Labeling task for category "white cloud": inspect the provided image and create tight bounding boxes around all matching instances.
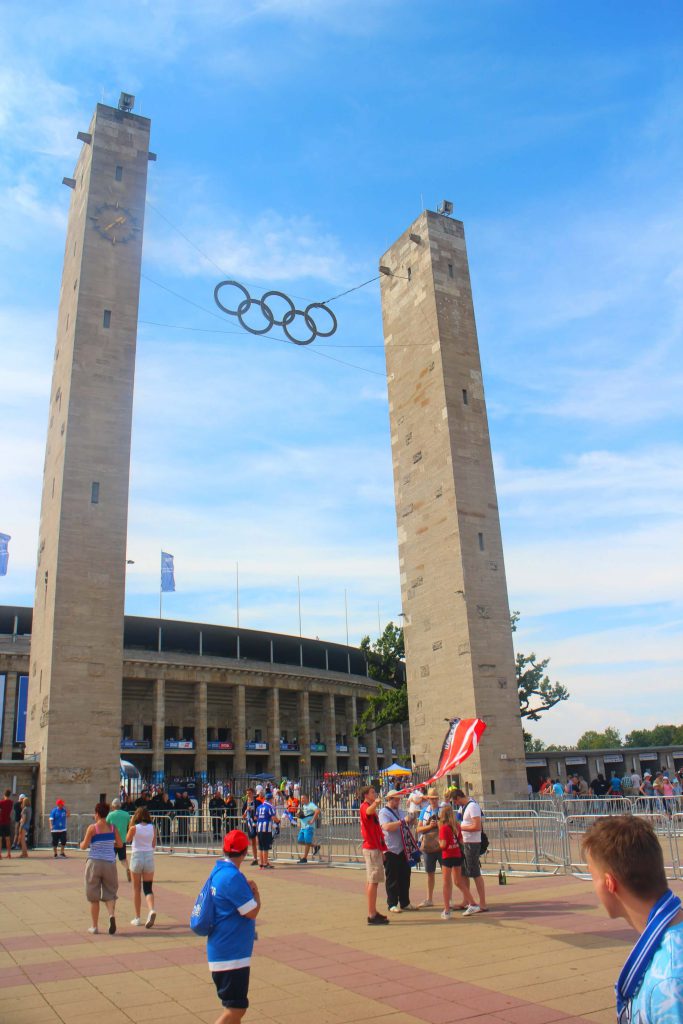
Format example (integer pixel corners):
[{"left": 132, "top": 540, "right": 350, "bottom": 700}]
[
  {"left": 143, "top": 206, "right": 358, "bottom": 287},
  {"left": 497, "top": 445, "right": 683, "bottom": 523},
  {"left": 507, "top": 521, "right": 683, "bottom": 616}
]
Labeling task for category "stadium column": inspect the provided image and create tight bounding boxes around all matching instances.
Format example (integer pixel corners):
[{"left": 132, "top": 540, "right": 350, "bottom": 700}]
[
  {"left": 152, "top": 679, "right": 165, "bottom": 778},
  {"left": 267, "top": 686, "right": 280, "bottom": 777},
  {"left": 367, "top": 730, "right": 378, "bottom": 775},
  {"left": 297, "top": 690, "right": 311, "bottom": 774},
  {"left": 195, "top": 680, "right": 208, "bottom": 777},
  {"left": 25, "top": 100, "right": 152, "bottom": 814},
  {"left": 347, "top": 694, "right": 359, "bottom": 770},
  {"left": 233, "top": 683, "right": 246, "bottom": 775},
  {"left": 381, "top": 725, "right": 392, "bottom": 765},
  {"left": 1, "top": 672, "right": 18, "bottom": 759},
  {"left": 379, "top": 210, "right": 528, "bottom": 800},
  {"left": 324, "top": 692, "right": 336, "bottom": 774}
]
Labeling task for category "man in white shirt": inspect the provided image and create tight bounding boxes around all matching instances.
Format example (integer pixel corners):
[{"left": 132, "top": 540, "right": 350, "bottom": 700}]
[{"left": 452, "top": 789, "right": 487, "bottom": 915}]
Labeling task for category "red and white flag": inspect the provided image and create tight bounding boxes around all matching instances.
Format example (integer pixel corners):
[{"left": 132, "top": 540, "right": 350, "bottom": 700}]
[
  {"left": 396, "top": 717, "right": 487, "bottom": 795},
  {"left": 428, "top": 717, "right": 487, "bottom": 783}
]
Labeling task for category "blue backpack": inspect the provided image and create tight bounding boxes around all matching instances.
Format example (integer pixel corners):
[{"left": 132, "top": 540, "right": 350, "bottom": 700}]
[{"left": 190, "top": 863, "right": 225, "bottom": 936}]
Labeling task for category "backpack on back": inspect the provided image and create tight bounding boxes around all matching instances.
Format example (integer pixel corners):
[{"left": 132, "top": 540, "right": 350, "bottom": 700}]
[{"left": 190, "top": 863, "right": 227, "bottom": 936}]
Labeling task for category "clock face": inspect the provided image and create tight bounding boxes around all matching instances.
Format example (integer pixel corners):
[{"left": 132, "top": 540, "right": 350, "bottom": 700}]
[{"left": 91, "top": 202, "right": 138, "bottom": 245}]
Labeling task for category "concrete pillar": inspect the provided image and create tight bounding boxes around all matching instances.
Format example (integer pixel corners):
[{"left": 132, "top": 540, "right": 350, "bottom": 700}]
[
  {"left": 367, "top": 729, "right": 378, "bottom": 776},
  {"left": 324, "top": 692, "right": 336, "bottom": 773},
  {"left": 298, "top": 690, "right": 311, "bottom": 775},
  {"left": 267, "top": 686, "right": 280, "bottom": 777},
  {"left": 195, "top": 680, "right": 208, "bottom": 777},
  {"left": 233, "top": 684, "right": 246, "bottom": 775},
  {"left": 347, "top": 694, "right": 359, "bottom": 771},
  {"left": 1, "top": 671, "right": 18, "bottom": 760},
  {"left": 152, "top": 678, "right": 165, "bottom": 777}
]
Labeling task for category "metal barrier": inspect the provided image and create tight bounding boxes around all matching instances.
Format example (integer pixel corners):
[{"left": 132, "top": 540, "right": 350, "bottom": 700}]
[{"left": 32, "top": 801, "right": 683, "bottom": 879}]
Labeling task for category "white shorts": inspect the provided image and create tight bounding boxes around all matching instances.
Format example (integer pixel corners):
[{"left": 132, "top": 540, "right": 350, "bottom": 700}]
[{"left": 130, "top": 850, "right": 155, "bottom": 874}]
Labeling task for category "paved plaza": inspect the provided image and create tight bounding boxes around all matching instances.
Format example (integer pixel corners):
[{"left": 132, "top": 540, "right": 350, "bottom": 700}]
[{"left": 3, "top": 850, "right": 679, "bottom": 1024}]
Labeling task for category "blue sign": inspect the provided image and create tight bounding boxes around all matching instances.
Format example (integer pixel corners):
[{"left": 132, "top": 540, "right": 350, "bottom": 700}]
[
  {"left": 0, "top": 533, "right": 10, "bottom": 576},
  {"left": 15, "top": 674, "right": 28, "bottom": 743},
  {"left": 161, "top": 551, "right": 175, "bottom": 593}
]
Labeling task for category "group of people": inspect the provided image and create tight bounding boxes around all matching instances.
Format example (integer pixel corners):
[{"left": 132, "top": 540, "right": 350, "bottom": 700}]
[
  {"left": 240, "top": 785, "right": 321, "bottom": 868},
  {"left": 537, "top": 767, "right": 683, "bottom": 801},
  {"left": 359, "top": 785, "right": 487, "bottom": 925},
  {"left": 0, "top": 789, "right": 32, "bottom": 857},
  {"left": 79, "top": 799, "right": 158, "bottom": 934}
]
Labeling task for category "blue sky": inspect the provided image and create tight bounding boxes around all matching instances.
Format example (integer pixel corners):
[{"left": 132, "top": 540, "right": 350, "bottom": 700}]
[{"left": 1, "top": 1, "right": 682, "bottom": 745}]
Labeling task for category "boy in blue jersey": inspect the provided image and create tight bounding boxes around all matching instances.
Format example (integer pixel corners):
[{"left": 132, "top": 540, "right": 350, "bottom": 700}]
[
  {"left": 583, "top": 816, "right": 683, "bottom": 1023},
  {"left": 49, "top": 799, "right": 69, "bottom": 857},
  {"left": 255, "top": 792, "right": 279, "bottom": 870},
  {"left": 208, "top": 829, "right": 261, "bottom": 1024}
]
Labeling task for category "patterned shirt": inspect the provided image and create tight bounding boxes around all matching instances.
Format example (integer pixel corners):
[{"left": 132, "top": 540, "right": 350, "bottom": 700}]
[{"left": 630, "top": 921, "right": 683, "bottom": 1024}]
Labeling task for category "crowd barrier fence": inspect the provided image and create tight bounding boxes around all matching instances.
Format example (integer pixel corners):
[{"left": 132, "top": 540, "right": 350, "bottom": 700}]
[{"left": 33, "top": 798, "right": 683, "bottom": 879}]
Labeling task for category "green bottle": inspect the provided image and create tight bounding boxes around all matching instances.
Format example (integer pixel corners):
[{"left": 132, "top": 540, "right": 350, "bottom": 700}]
[{"left": 498, "top": 867, "right": 507, "bottom": 885}]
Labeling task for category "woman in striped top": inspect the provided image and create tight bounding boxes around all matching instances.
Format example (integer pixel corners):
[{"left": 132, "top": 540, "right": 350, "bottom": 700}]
[{"left": 80, "top": 802, "right": 123, "bottom": 935}]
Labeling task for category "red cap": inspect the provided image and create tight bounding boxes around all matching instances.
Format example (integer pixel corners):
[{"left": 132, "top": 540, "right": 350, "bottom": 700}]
[
  {"left": 56, "top": 799, "right": 65, "bottom": 806},
  {"left": 223, "top": 829, "right": 249, "bottom": 855}
]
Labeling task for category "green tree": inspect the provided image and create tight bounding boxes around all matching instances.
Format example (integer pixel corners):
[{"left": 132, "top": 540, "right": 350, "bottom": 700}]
[
  {"left": 576, "top": 726, "right": 622, "bottom": 750},
  {"left": 510, "top": 612, "right": 570, "bottom": 722},
  {"left": 359, "top": 622, "right": 405, "bottom": 683},
  {"left": 356, "top": 622, "right": 407, "bottom": 735},
  {"left": 355, "top": 614, "right": 570, "bottom": 738},
  {"left": 624, "top": 724, "right": 683, "bottom": 747}
]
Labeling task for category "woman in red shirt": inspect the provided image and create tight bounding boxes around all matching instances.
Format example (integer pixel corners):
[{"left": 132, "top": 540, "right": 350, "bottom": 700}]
[{"left": 438, "top": 804, "right": 466, "bottom": 919}]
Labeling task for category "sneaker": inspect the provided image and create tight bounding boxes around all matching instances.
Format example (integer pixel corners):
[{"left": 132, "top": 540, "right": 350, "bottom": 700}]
[
  {"left": 87, "top": 926, "right": 98, "bottom": 935},
  {"left": 297, "top": 858, "right": 308, "bottom": 864},
  {"left": 145, "top": 910, "right": 156, "bottom": 929},
  {"left": 367, "top": 914, "right": 390, "bottom": 925},
  {"left": 388, "top": 905, "right": 402, "bottom": 913},
  {"left": 60, "top": 852, "right": 67, "bottom": 858},
  {"left": 403, "top": 904, "right": 418, "bottom": 911},
  {"left": 440, "top": 909, "right": 451, "bottom": 920},
  {"left": 313, "top": 845, "right": 321, "bottom": 855},
  {"left": 130, "top": 917, "right": 142, "bottom": 927},
  {"left": 53, "top": 852, "right": 58, "bottom": 858},
  {"left": 418, "top": 898, "right": 433, "bottom": 908},
  {"left": 264, "top": 864, "right": 275, "bottom": 869},
  {"left": 463, "top": 904, "right": 481, "bottom": 916},
  {"left": 251, "top": 859, "right": 258, "bottom": 865},
  {"left": 108, "top": 916, "right": 116, "bottom": 935}
]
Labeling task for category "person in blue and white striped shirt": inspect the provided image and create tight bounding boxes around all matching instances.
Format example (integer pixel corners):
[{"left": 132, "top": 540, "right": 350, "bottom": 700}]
[{"left": 255, "top": 792, "right": 279, "bottom": 870}]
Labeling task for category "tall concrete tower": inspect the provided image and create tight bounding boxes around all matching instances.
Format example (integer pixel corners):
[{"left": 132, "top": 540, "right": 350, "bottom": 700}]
[
  {"left": 379, "top": 210, "right": 527, "bottom": 801},
  {"left": 26, "top": 97, "right": 152, "bottom": 814}
]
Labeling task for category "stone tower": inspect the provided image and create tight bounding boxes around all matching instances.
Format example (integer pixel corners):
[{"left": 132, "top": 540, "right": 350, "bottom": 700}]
[
  {"left": 379, "top": 210, "right": 527, "bottom": 801},
  {"left": 26, "top": 98, "right": 152, "bottom": 814}
]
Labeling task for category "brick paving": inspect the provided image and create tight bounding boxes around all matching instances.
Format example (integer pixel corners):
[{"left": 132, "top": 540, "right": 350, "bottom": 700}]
[{"left": 2, "top": 850, "right": 679, "bottom": 1023}]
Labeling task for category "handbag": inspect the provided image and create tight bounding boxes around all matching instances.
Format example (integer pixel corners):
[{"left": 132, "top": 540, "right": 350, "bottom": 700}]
[{"left": 420, "top": 814, "right": 441, "bottom": 854}]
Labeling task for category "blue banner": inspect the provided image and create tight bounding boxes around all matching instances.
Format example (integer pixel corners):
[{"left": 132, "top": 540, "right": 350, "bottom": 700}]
[
  {"left": 161, "top": 551, "right": 175, "bottom": 593},
  {"left": 0, "top": 533, "right": 10, "bottom": 576},
  {"left": 15, "top": 674, "right": 28, "bottom": 743}
]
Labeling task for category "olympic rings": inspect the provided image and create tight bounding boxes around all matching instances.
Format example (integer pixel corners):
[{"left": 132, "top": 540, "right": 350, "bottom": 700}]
[{"left": 213, "top": 279, "right": 338, "bottom": 345}]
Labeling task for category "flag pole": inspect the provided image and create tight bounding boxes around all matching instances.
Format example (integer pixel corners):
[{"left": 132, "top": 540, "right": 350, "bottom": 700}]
[
  {"left": 158, "top": 550, "right": 162, "bottom": 653},
  {"left": 344, "top": 588, "right": 349, "bottom": 647},
  {"left": 236, "top": 561, "right": 240, "bottom": 628},
  {"left": 297, "top": 575, "right": 302, "bottom": 637}
]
